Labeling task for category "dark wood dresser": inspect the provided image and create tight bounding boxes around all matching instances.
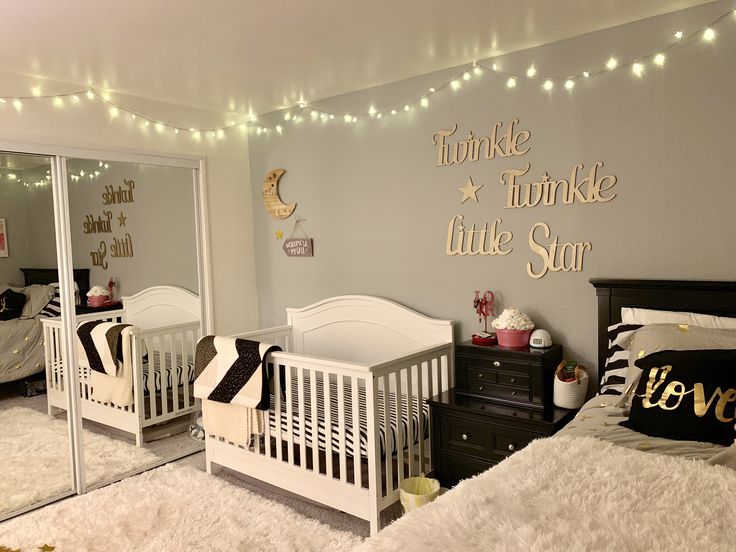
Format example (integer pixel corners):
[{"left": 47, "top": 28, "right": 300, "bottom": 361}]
[{"left": 428, "top": 341, "right": 577, "bottom": 487}]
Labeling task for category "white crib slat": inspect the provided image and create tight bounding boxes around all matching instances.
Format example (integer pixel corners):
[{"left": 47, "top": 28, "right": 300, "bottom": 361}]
[
  {"left": 381, "top": 374, "right": 393, "bottom": 495},
  {"left": 416, "top": 361, "right": 425, "bottom": 475},
  {"left": 274, "top": 361, "right": 282, "bottom": 462},
  {"left": 170, "top": 332, "right": 179, "bottom": 413},
  {"left": 297, "top": 367, "right": 307, "bottom": 470},
  {"left": 426, "top": 358, "right": 436, "bottom": 473},
  {"left": 406, "top": 365, "right": 415, "bottom": 477},
  {"left": 286, "top": 366, "right": 294, "bottom": 467},
  {"left": 310, "top": 371, "right": 319, "bottom": 473},
  {"left": 148, "top": 338, "right": 157, "bottom": 419},
  {"left": 182, "top": 331, "right": 190, "bottom": 409},
  {"left": 323, "top": 373, "right": 333, "bottom": 479},
  {"left": 351, "top": 376, "right": 362, "bottom": 488},
  {"left": 393, "top": 370, "right": 404, "bottom": 488},
  {"left": 337, "top": 375, "right": 347, "bottom": 483},
  {"left": 161, "top": 336, "right": 170, "bottom": 416}
]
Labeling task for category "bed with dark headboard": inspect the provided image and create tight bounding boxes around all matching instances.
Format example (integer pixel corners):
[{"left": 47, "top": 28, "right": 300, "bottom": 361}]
[
  {"left": 20, "top": 267, "right": 90, "bottom": 300},
  {"left": 590, "top": 278, "right": 736, "bottom": 391}
]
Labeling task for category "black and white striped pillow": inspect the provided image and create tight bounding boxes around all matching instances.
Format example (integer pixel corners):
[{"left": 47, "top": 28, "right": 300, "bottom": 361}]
[
  {"left": 37, "top": 283, "right": 62, "bottom": 318},
  {"left": 599, "top": 322, "right": 642, "bottom": 395}
]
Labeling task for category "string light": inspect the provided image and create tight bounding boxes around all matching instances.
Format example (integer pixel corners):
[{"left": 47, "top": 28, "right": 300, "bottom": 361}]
[{"left": 0, "top": 7, "right": 730, "bottom": 139}]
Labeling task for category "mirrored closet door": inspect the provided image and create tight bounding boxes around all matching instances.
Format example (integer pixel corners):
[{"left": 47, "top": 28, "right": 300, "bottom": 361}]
[
  {"left": 0, "top": 152, "right": 76, "bottom": 521},
  {"left": 63, "top": 156, "right": 205, "bottom": 491}
]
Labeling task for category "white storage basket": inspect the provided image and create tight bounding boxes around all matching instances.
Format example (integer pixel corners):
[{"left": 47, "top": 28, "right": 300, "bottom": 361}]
[{"left": 553, "top": 365, "right": 589, "bottom": 409}]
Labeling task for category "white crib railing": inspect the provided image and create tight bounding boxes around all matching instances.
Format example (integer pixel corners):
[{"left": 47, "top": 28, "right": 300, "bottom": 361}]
[
  {"left": 42, "top": 312, "right": 201, "bottom": 446},
  {"left": 206, "top": 324, "right": 453, "bottom": 535}
]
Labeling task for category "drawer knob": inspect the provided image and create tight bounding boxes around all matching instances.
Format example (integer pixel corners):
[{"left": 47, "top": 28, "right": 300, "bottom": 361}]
[
  {"left": 510, "top": 378, "right": 516, "bottom": 383},
  {"left": 508, "top": 444, "right": 516, "bottom": 452},
  {"left": 511, "top": 391, "right": 517, "bottom": 396},
  {"left": 477, "top": 372, "right": 484, "bottom": 378},
  {"left": 493, "top": 361, "right": 501, "bottom": 367},
  {"left": 478, "top": 385, "right": 485, "bottom": 391},
  {"left": 462, "top": 433, "right": 470, "bottom": 441}
]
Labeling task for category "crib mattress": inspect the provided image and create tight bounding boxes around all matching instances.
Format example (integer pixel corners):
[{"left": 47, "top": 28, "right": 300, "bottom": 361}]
[
  {"left": 77, "top": 352, "right": 195, "bottom": 394},
  {"left": 267, "top": 377, "right": 428, "bottom": 459}
]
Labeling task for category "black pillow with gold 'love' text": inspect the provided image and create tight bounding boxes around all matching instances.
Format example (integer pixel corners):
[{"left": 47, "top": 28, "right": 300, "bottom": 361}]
[{"left": 620, "top": 349, "right": 736, "bottom": 446}]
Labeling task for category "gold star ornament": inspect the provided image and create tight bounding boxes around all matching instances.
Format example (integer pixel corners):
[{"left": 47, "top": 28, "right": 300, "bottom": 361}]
[
  {"left": 275, "top": 230, "right": 284, "bottom": 240},
  {"left": 117, "top": 212, "right": 127, "bottom": 227},
  {"left": 457, "top": 176, "right": 483, "bottom": 204},
  {"left": 38, "top": 546, "right": 56, "bottom": 552}
]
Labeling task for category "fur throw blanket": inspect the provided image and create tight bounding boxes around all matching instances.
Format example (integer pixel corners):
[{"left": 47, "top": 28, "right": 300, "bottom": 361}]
[{"left": 357, "top": 436, "right": 736, "bottom": 552}]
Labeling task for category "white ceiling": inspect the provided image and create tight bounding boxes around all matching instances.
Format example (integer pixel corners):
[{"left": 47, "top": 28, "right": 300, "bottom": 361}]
[{"left": 2, "top": 0, "right": 716, "bottom": 116}]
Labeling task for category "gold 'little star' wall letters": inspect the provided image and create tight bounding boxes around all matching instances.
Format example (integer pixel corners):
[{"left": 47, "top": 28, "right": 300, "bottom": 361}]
[
  {"left": 86, "top": 178, "right": 135, "bottom": 270},
  {"left": 437, "top": 119, "right": 615, "bottom": 278}
]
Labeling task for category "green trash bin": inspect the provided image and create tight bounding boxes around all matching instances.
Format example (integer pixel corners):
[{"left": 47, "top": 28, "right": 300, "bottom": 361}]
[{"left": 399, "top": 475, "right": 440, "bottom": 513}]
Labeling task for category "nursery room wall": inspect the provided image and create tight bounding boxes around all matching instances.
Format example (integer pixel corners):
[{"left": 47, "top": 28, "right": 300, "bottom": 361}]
[
  {"left": 0, "top": 71, "right": 257, "bottom": 334},
  {"left": 248, "top": 0, "right": 736, "bottom": 379}
]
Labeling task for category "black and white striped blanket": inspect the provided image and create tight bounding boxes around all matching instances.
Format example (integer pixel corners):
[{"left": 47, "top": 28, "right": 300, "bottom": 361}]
[{"left": 76, "top": 320, "right": 132, "bottom": 377}]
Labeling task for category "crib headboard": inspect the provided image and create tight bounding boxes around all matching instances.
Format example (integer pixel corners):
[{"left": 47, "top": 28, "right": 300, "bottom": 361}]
[
  {"left": 286, "top": 295, "right": 453, "bottom": 365},
  {"left": 122, "top": 285, "right": 200, "bottom": 330}
]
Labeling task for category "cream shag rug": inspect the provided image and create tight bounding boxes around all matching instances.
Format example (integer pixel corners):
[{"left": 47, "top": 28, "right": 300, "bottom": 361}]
[
  {"left": 0, "top": 407, "right": 159, "bottom": 517},
  {"left": 356, "top": 435, "right": 736, "bottom": 552},
  {"left": 0, "top": 463, "right": 363, "bottom": 552}
]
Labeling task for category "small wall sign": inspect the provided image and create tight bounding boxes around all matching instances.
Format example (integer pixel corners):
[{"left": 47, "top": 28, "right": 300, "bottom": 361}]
[{"left": 283, "top": 238, "right": 313, "bottom": 257}]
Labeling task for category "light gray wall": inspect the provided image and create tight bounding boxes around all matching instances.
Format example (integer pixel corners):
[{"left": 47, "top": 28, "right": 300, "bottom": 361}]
[
  {"left": 248, "top": 1, "right": 736, "bottom": 379},
  {"left": 67, "top": 160, "right": 198, "bottom": 296}
]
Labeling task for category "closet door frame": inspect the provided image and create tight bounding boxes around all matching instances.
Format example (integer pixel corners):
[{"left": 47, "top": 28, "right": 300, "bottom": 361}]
[{"left": 0, "top": 136, "right": 213, "bottom": 498}]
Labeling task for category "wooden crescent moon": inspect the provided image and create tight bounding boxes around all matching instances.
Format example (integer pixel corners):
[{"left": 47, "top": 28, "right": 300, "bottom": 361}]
[{"left": 263, "top": 168, "right": 296, "bottom": 219}]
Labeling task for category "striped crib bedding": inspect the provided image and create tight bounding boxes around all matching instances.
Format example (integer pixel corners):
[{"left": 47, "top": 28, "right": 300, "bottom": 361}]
[
  {"left": 267, "top": 375, "right": 428, "bottom": 459},
  {"left": 78, "top": 352, "right": 195, "bottom": 394}
]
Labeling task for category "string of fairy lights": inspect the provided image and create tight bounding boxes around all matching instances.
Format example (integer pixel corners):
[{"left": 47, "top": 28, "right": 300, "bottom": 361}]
[
  {"left": 0, "top": 7, "right": 733, "bottom": 141},
  {"left": 0, "top": 161, "right": 109, "bottom": 188}
]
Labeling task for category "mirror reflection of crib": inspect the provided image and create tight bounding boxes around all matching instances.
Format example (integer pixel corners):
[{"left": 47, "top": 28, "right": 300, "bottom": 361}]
[{"left": 42, "top": 285, "right": 201, "bottom": 447}]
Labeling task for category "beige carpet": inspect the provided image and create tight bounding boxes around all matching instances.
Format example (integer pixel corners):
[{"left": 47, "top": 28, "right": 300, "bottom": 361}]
[
  {"left": 0, "top": 407, "right": 159, "bottom": 518},
  {"left": 0, "top": 462, "right": 364, "bottom": 552}
]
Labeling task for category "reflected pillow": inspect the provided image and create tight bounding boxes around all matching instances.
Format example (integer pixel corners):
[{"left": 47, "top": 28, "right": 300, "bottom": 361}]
[
  {"left": 0, "top": 289, "right": 26, "bottom": 320},
  {"left": 13, "top": 284, "right": 55, "bottom": 319},
  {"left": 620, "top": 349, "right": 736, "bottom": 446},
  {"left": 621, "top": 307, "right": 736, "bottom": 329}
]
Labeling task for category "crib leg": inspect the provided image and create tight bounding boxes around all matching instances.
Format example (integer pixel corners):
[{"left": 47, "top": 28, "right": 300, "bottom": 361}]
[
  {"left": 369, "top": 502, "right": 381, "bottom": 536},
  {"left": 206, "top": 457, "right": 213, "bottom": 475},
  {"left": 135, "top": 431, "right": 143, "bottom": 447}
]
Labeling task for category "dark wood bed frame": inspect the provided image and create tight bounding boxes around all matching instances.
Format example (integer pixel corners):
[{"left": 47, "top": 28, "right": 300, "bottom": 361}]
[
  {"left": 590, "top": 278, "right": 736, "bottom": 392},
  {"left": 20, "top": 267, "right": 91, "bottom": 300}
]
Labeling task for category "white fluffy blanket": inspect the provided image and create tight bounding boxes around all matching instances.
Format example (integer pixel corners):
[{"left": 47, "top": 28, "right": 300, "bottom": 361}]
[{"left": 357, "top": 436, "right": 736, "bottom": 552}]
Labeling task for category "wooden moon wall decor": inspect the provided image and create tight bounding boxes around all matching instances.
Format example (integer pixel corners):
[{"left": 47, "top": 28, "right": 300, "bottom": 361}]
[{"left": 263, "top": 168, "right": 296, "bottom": 219}]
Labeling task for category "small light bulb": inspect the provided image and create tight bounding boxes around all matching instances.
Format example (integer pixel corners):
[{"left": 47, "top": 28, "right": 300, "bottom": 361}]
[
  {"left": 256, "top": 127, "right": 263, "bottom": 136},
  {"left": 70, "top": 95, "right": 80, "bottom": 104},
  {"left": 217, "top": 129, "right": 225, "bottom": 139},
  {"left": 368, "top": 105, "right": 377, "bottom": 116},
  {"left": 450, "top": 79, "right": 461, "bottom": 90},
  {"left": 376, "top": 113, "right": 382, "bottom": 119},
  {"left": 492, "top": 64, "right": 498, "bottom": 71},
  {"left": 473, "top": 65, "right": 482, "bottom": 75},
  {"left": 344, "top": 114, "right": 352, "bottom": 122},
  {"left": 8, "top": 173, "right": 16, "bottom": 180},
  {"left": 352, "top": 116, "right": 357, "bottom": 122},
  {"left": 703, "top": 28, "right": 715, "bottom": 42},
  {"left": 31, "top": 86, "right": 42, "bottom": 97},
  {"left": 564, "top": 79, "right": 575, "bottom": 90},
  {"left": 320, "top": 113, "right": 328, "bottom": 121},
  {"left": 109, "top": 107, "right": 119, "bottom": 118},
  {"left": 329, "top": 114, "right": 335, "bottom": 119},
  {"left": 104, "top": 163, "right": 109, "bottom": 169},
  {"left": 99, "top": 161, "right": 103, "bottom": 167},
  {"left": 13, "top": 99, "right": 22, "bottom": 111},
  {"left": 276, "top": 125, "right": 283, "bottom": 134},
  {"left": 429, "top": 87, "right": 436, "bottom": 93},
  {"left": 462, "top": 71, "right": 470, "bottom": 80},
  {"left": 86, "top": 90, "right": 95, "bottom": 100},
  {"left": 606, "top": 57, "right": 618, "bottom": 70},
  {"left": 390, "top": 109, "right": 397, "bottom": 115},
  {"left": 632, "top": 63, "right": 644, "bottom": 77},
  {"left": 653, "top": 53, "right": 666, "bottom": 66},
  {"left": 543, "top": 79, "right": 554, "bottom": 91},
  {"left": 155, "top": 122, "right": 164, "bottom": 132},
  {"left": 526, "top": 65, "right": 537, "bottom": 78},
  {"left": 506, "top": 77, "right": 517, "bottom": 89},
  {"left": 403, "top": 105, "right": 410, "bottom": 111},
  {"left": 95, "top": 171, "right": 101, "bottom": 176},
  {"left": 130, "top": 114, "right": 136, "bottom": 120},
  {"left": 583, "top": 71, "right": 590, "bottom": 78},
  {"left": 674, "top": 31, "right": 684, "bottom": 40},
  {"left": 194, "top": 131, "right": 201, "bottom": 140},
  {"left": 101, "top": 92, "right": 112, "bottom": 101},
  {"left": 420, "top": 97, "right": 429, "bottom": 107},
  {"left": 310, "top": 110, "right": 319, "bottom": 119},
  {"left": 53, "top": 97, "right": 64, "bottom": 107},
  {"left": 284, "top": 112, "right": 291, "bottom": 121},
  {"left": 79, "top": 170, "right": 85, "bottom": 177},
  {"left": 144, "top": 120, "right": 150, "bottom": 127}
]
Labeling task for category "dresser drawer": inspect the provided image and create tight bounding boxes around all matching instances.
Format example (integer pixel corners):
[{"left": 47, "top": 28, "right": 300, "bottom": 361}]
[
  {"left": 438, "top": 412, "right": 540, "bottom": 462},
  {"left": 437, "top": 451, "right": 494, "bottom": 486},
  {"left": 464, "top": 381, "right": 532, "bottom": 405},
  {"left": 497, "top": 372, "right": 529, "bottom": 388}
]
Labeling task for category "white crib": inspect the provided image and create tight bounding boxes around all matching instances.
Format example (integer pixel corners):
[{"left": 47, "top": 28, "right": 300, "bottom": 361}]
[
  {"left": 42, "top": 285, "right": 202, "bottom": 446},
  {"left": 204, "top": 295, "right": 454, "bottom": 536}
]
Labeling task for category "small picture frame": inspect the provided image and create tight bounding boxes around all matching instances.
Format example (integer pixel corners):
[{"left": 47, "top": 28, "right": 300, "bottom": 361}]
[{"left": 0, "top": 218, "right": 7, "bottom": 257}]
